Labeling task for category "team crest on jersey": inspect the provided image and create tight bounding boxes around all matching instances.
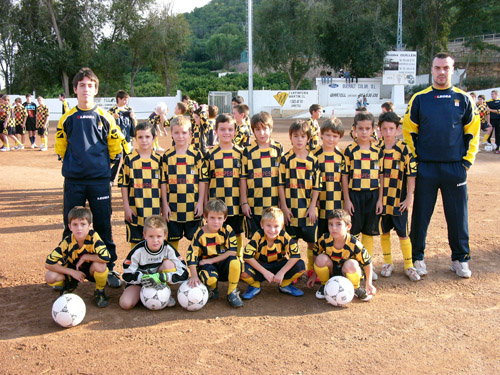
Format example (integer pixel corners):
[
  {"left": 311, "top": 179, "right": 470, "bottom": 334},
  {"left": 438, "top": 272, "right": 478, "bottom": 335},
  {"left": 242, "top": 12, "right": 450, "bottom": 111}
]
[
  {"left": 98, "top": 121, "right": 103, "bottom": 130},
  {"left": 454, "top": 99, "right": 460, "bottom": 107}
]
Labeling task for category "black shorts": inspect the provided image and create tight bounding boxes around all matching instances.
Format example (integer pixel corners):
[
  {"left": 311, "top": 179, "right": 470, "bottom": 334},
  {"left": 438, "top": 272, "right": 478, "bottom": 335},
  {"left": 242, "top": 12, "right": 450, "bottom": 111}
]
[
  {"left": 245, "top": 215, "right": 262, "bottom": 239},
  {"left": 167, "top": 219, "right": 202, "bottom": 242},
  {"left": 26, "top": 121, "right": 36, "bottom": 132},
  {"left": 68, "top": 261, "right": 95, "bottom": 283},
  {"left": 37, "top": 126, "right": 48, "bottom": 136},
  {"left": 198, "top": 256, "right": 241, "bottom": 282},
  {"left": 379, "top": 212, "right": 409, "bottom": 238},
  {"left": 481, "top": 122, "right": 492, "bottom": 131},
  {"left": 226, "top": 215, "right": 244, "bottom": 235},
  {"left": 349, "top": 190, "right": 379, "bottom": 236},
  {"left": 5, "top": 126, "right": 16, "bottom": 135},
  {"left": 15, "top": 125, "right": 25, "bottom": 135},
  {"left": 243, "top": 258, "right": 305, "bottom": 282},
  {"left": 286, "top": 224, "right": 317, "bottom": 244},
  {"left": 317, "top": 218, "right": 330, "bottom": 239},
  {"left": 126, "top": 218, "right": 144, "bottom": 244}
]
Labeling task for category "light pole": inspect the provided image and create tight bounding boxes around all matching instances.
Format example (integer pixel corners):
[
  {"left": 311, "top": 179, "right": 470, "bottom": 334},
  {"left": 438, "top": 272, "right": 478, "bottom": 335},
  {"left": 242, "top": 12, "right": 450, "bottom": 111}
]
[{"left": 248, "top": 0, "right": 253, "bottom": 116}]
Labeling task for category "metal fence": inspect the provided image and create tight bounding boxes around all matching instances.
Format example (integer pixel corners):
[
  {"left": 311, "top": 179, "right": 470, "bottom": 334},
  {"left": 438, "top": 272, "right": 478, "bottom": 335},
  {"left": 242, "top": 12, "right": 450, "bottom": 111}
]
[{"left": 208, "top": 91, "right": 234, "bottom": 114}]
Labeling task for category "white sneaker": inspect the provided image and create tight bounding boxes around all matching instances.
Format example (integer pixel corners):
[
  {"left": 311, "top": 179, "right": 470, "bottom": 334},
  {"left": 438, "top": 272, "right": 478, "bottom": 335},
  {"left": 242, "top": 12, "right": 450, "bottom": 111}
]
[
  {"left": 380, "top": 263, "right": 394, "bottom": 277},
  {"left": 315, "top": 284, "right": 326, "bottom": 300},
  {"left": 405, "top": 267, "right": 421, "bottom": 281},
  {"left": 414, "top": 260, "right": 428, "bottom": 276},
  {"left": 40, "top": 146, "right": 47, "bottom": 151},
  {"left": 18, "top": 144, "right": 25, "bottom": 150},
  {"left": 450, "top": 260, "right": 472, "bottom": 278},
  {"left": 167, "top": 297, "right": 176, "bottom": 307},
  {"left": 31, "top": 143, "right": 37, "bottom": 149},
  {"left": 0, "top": 147, "right": 10, "bottom": 152}
]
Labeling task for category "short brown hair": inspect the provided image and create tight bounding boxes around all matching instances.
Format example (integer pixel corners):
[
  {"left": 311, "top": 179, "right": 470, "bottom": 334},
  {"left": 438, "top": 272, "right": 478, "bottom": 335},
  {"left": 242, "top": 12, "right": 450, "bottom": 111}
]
[
  {"left": 378, "top": 111, "right": 401, "bottom": 128},
  {"left": 208, "top": 105, "right": 219, "bottom": 118},
  {"left": 72, "top": 67, "right": 99, "bottom": 90},
  {"left": 135, "top": 122, "right": 156, "bottom": 137},
  {"left": 433, "top": 52, "right": 454, "bottom": 63},
  {"left": 176, "top": 102, "right": 187, "bottom": 114},
  {"left": 327, "top": 209, "right": 351, "bottom": 226},
  {"left": 381, "top": 101, "right": 394, "bottom": 112},
  {"left": 320, "top": 117, "right": 344, "bottom": 137},
  {"left": 144, "top": 215, "right": 168, "bottom": 234},
  {"left": 170, "top": 115, "right": 191, "bottom": 131},
  {"left": 215, "top": 113, "right": 236, "bottom": 131},
  {"left": 204, "top": 199, "right": 228, "bottom": 218},
  {"left": 353, "top": 112, "right": 375, "bottom": 128},
  {"left": 251, "top": 111, "right": 273, "bottom": 132},
  {"left": 309, "top": 104, "right": 322, "bottom": 114},
  {"left": 261, "top": 207, "right": 284, "bottom": 228},
  {"left": 234, "top": 104, "right": 250, "bottom": 117},
  {"left": 116, "top": 90, "right": 129, "bottom": 101},
  {"left": 68, "top": 206, "right": 92, "bottom": 225},
  {"left": 289, "top": 119, "right": 311, "bottom": 139}
]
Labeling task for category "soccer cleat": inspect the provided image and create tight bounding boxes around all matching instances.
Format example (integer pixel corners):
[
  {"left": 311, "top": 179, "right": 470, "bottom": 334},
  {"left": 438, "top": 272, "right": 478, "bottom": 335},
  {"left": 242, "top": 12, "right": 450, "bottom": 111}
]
[
  {"left": 208, "top": 286, "right": 219, "bottom": 300},
  {"left": 450, "top": 260, "right": 472, "bottom": 278},
  {"left": 279, "top": 284, "right": 304, "bottom": 297},
  {"left": 380, "top": 263, "right": 394, "bottom": 277},
  {"left": 94, "top": 289, "right": 109, "bottom": 308},
  {"left": 354, "top": 287, "right": 372, "bottom": 302},
  {"left": 414, "top": 260, "right": 428, "bottom": 276},
  {"left": 227, "top": 289, "right": 244, "bottom": 307},
  {"left": 0, "top": 147, "right": 10, "bottom": 152},
  {"left": 40, "top": 146, "right": 48, "bottom": 151},
  {"left": 107, "top": 270, "right": 123, "bottom": 288},
  {"left": 31, "top": 143, "right": 37, "bottom": 149},
  {"left": 167, "top": 297, "right": 176, "bottom": 307},
  {"left": 241, "top": 285, "right": 261, "bottom": 300},
  {"left": 18, "top": 144, "right": 25, "bottom": 150},
  {"left": 60, "top": 275, "right": 79, "bottom": 295},
  {"left": 315, "top": 284, "right": 326, "bottom": 300},
  {"left": 405, "top": 267, "right": 421, "bottom": 281}
]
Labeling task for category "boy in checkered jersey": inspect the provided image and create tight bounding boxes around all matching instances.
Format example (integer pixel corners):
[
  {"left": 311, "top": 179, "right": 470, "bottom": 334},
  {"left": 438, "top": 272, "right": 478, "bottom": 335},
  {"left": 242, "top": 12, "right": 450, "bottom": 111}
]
[
  {"left": 186, "top": 199, "right": 243, "bottom": 307},
  {"left": 233, "top": 104, "right": 252, "bottom": 148},
  {"left": 307, "top": 104, "right": 322, "bottom": 150},
  {"left": 13, "top": 98, "right": 28, "bottom": 149},
  {"left": 375, "top": 112, "right": 420, "bottom": 281},
  {"left": 36, "top": 96, "right": 50, "bottom": 151},
  {"left": 204, "top": 114, "right": 245, "bottom": 257},
  {"left": 118, "top": 122, "right": 163, "bottom": 248},
  {"left": 161, "top": 116, "right": 207, "bottom": 250},
  {"left": 313, "top": 117, "right": 346, "bottom": 239},
  {"left": 342, "top": 112, "right": 384, "bottom": 279},
  {"left": 240, "top": 111, "right": 284, "bottom": 238},
  {"left": 279, "top": 120, "right": 321, "bottom": 273}
]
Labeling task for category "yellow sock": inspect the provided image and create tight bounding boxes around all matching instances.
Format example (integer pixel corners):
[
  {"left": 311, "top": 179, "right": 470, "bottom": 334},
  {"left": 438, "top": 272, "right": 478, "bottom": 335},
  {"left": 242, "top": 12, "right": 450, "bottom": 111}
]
[
  {"left": 94, "top": 269, "right": 109, "bottom": 290},
  {"left": 241, "top": 276, "right": 261, "bottom": 288},
  {"left": 361, "top": 234, "right": 374, "bottom": 257},
  {"left": 42, "top": 137, "right": 47, "bottom": 147},
  {"left": 161, "top": 268, "right": 176, "bottom": 273},
  {"left": 154, "top": 138, "right": 160, "bottom": 149},
  {"left": 345, "top": 271, "right": 361, "bottom": 289},
  {"left": 307, "top": 247, "right": 314, "bottom": 271},
  {"left": 281, "top": 270, "right": 305, "bottom": 287},
  {"left": 199, "top": 270, "right": 218, "bottom": 289},
  {"left": 236, "top": 234, "right": 244, "bottom": 259},
  {"left": 169, "top": 240, "right": 179, "bottom": 250},
  {"left": 15, "top": 139, "right": 21, "bottom": 146},
  {"left": 4, "top": 140, "right": 9, "bottom": 148},
  {"left": 227, "top": 258, "right": 241, "bottom": 294},
  {"left": 314, "top": 264, "right": 331, "bottom": 285},
  {"left": 400, "top": 238, "right": 413, "bottom": 270},
  {"left": 48, "top": 280, "right": 65, "bottom": 288},
  {"left": 380, "top": 233, "right": 392, "bottom": 265},
  {"left": 483, "top": 134, "right": 489, "bottom": 143}
]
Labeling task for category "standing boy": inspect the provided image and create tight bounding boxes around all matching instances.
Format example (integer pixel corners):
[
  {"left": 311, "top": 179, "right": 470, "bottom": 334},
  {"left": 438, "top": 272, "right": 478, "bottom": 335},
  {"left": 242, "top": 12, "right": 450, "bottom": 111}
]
[
  {"left": 23, "top": 94, "right": 37, "bottom": 148},
  {"left": 240, "top": 111, "right": 283, "bottom": 238},
  {"left": 477, "top": 95, "right": 493, "bottom": 148},
  {"left": 119, "top": 122, "right": 163, "bottom": 248},
  {"left": 279, "top": 120, "right": 321, "bottom": 274},
  {"left": 13, "top": 98, "right": 28, "bottom": 149},
  {"left": 55, "top": 67, "right": 125, "bottom": 288},
  {"left": 307, "top": 104, "right": 322, "bottom": 150},
  {"left": 186, "top": 199, "right": 243, "bottom": 307},
  {"left": 161, "top": 116, "right": 207, "bottom": 250},
  {"left": 233, "top": 104, "right": 252, "bottom": 148},
  {"left": 59, "top": 93, "right": 69, "bottom": 115},
  {"left": 487, "top": 90, "right": 500, "bottom": 151},
  {"left": 36, "top": 96, "right": 49, "bottom": 151}
]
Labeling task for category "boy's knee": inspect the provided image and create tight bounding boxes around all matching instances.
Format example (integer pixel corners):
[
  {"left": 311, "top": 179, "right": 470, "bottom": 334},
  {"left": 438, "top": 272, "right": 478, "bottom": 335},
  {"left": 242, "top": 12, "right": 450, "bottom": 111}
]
[
  {"left": 92, "top": 262, "right": 107, "bottom": 273},
  {"left": 119, "top": 297, "right": 135, "bottom": 310},
  {"left": 342, "top": 259, "right": 359, "bottom": 273},
  {"left": 45, "top": 271, "right": 63, "bottom": 284},
  {"left": 315, "top": 254, "right": 331, "bottom": 267},
  {"left": 159, "top": 259, "right": 175, "bottom": 271}
]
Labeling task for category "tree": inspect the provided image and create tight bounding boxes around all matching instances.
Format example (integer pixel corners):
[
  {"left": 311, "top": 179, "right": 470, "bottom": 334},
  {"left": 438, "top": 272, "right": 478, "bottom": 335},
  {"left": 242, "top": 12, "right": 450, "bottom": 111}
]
[
  {"left": 254, "top": 0, "right": 316, "bottom": 89},
  {"left": 0, "top": 0, "right": 17, "bottom": 92}
]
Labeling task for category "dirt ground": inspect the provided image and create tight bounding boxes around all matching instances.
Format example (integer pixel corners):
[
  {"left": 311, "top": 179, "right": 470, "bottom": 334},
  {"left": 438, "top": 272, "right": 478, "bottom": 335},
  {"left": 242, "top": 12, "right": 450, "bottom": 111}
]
[{"left": 1, "top": 118, "right": 499, "bottom": 375}]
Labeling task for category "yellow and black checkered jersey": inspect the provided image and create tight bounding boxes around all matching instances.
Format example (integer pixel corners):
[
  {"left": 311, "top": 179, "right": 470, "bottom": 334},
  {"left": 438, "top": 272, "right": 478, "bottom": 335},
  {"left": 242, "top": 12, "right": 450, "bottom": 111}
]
[
  {"left": 6, "top": 104, "right": 15, "bottom": 127},
  {"left": 243, "top": 228, "right": 300, "bottom": 263},
  {"left": 186, "top": 224, "right": 237, "bottom": 266},
  {"left": 234, "top": 119, "right": 252, "bottom": 148},
  {"left": 148, "top": 113, "right": 161, "bottom": 127},
  {"left": 314, "top": 233, "right": 371, "bottom": 266},
  {"left": 206, "top": 145, "right": 243, "bottom": 216},
  {"left": 62, "top": 99, "right": 69, "bottom": 114},
  {"left": 343, "top": 142, "right": 383, "bottom": 191},
  {"left": 118, "top": 150, "right": 163, "bottom": 226},
  {"left": 313, "top": 146, "right": 346, "bottom": 219},
  {"left": 161, "top": 145, "right": 209, "bottom": 222},
  {"left": 164, "top": 114, "right": 181, "bottom": 128},
  {"left": 379, "top": 140, "right": 417, "bottom": 216},
  {"left": 192, "top": 110, "right": 207, "bottom": 150},
  {"left": 36, "top": 105, "right": 49, "bottom": 128},
  {"left": 279, "top": 149, "right": 321, "bottom": 227},
  {"left": 241, "top": 140, "right": 283, "bottom": 216},
  {"left": 46, "top": 229, "right": 110, "bottom": 268},
  {"left": 307, "top": 117, "right": 320, "bottom": 150},
  {"left": 477, "top": 103, "right": 489, "bottom": 124},
  {"left": 13, "top": 105, "right": 27, "bottom": 127},
  {"left": 0, "top": 103, "right": 9, "bottom": 122}
]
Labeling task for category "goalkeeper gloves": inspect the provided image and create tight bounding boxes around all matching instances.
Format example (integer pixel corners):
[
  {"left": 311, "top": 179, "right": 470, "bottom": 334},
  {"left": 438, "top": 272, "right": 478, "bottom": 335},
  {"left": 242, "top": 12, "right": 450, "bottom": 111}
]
[{"left": 141, "top": 273, "right": 168, "bottom": 287}]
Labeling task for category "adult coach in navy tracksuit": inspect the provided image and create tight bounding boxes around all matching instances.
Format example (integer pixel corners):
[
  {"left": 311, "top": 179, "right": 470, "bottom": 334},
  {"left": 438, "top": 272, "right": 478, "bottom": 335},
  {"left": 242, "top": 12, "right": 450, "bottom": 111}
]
[
  {"left": 403, "top": 52, "right": 480, "bottom": 278},
  {"left": 55, "top": 67, "right": 126, "bottom": 288}
]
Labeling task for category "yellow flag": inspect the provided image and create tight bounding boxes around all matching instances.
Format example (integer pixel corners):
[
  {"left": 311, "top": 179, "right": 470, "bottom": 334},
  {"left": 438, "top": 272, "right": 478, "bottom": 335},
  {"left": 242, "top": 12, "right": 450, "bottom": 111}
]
[{"left": 273, "top": 92, "right": 289, "bottom": 107}]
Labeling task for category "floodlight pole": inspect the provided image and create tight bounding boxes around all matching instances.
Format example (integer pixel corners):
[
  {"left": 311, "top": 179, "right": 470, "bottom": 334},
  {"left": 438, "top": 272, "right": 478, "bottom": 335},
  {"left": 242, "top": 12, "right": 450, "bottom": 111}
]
[
  {"left": 248, "top": 0, "right": 254, "bottom": 116},
  {"left": 397, "top": 0, "right": 403, "bottom": 51}
]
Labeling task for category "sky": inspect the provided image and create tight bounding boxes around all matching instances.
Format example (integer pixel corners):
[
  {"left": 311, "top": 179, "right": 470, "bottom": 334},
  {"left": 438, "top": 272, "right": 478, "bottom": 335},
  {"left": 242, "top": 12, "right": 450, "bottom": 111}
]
[{"left": 157, "top": 0, "right": 212, "bottom": 15}]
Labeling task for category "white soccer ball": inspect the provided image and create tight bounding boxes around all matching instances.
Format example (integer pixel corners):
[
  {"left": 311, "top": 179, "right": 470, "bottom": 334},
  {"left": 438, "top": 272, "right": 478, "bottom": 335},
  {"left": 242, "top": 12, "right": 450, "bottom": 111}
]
[
  {"left": 484, "top": 144, "right": 494, "bottom": 152},
  {"left": 140, "top": 284, "right": 171, "bottom": 310},
  {"left": 324, "top": 276, "right": 355, "bottom": 307},
  {"left": 177, "top": 280, "right": 209, "bottom": 311},
  {"left": 52, "top": 293, "right": 86, "bottom": 328}
]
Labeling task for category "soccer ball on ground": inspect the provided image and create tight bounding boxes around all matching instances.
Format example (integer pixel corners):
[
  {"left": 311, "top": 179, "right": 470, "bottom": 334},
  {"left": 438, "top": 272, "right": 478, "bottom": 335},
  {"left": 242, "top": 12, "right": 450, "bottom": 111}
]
[
  {"left": 324, "top": 276, "right": 355, "bottom": 307},
  {"left": 140, "top": 284, "right": 171, "bottom": 310},
  {"left": 177, "top": 280, "right": 209, "bottom": 311},
  {"left": 52, "top": 293, "right": 86, "bottom": 328}
]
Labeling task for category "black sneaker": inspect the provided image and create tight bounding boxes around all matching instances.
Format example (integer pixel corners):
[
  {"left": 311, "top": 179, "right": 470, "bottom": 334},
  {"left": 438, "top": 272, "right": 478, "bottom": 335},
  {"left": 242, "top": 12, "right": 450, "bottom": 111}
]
[
  {"left": 208, "top": 286, "right": 219, "bottom": 300},
  {"left": 94, "top": 289, "right": 109, "bottom": 308},
  {"left": 354, "top": 287, "right": 372, "bottom": 302},
  {"left": 315, "top": 284, "right": 326, "bottom": 300},
  {"left": 107, "top": 270, "right": 123, "bottom": 288},
  {"left": 60, "top": 276, "right": 79, "bottom": 295},
  {"left": 227, "top": 289, "right": 244, "bottom": 307}
]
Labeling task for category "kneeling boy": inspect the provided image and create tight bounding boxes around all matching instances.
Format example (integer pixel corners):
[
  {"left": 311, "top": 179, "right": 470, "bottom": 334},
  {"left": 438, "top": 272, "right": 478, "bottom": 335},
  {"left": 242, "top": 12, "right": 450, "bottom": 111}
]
[
  {"left": 119, "top": 215, "right": 189, "bottom": 310},
  {"left": 307, "top": 209, "right": 376, "bottom": 302},
  {"left": 186, "top": 199, "right": 244, "bottom": 308},
  {"left": 45, "top": 206, "right": 110, "bottom": 307},
  {"left": 241, "top": 207, "right": 305, "bottom": 299}
]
